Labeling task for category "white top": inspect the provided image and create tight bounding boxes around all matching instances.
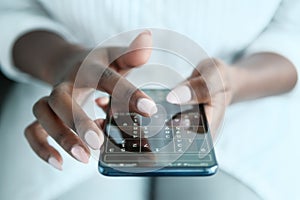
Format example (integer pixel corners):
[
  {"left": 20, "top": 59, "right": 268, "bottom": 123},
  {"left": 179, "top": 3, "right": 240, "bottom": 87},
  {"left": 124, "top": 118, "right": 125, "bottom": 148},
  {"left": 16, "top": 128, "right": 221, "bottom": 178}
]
[
  {"left": 1, "top": 1, "right": 300, "bottom": 199},
  {"left": 1, "top": 0, "right": 300, "bottom": 81}
]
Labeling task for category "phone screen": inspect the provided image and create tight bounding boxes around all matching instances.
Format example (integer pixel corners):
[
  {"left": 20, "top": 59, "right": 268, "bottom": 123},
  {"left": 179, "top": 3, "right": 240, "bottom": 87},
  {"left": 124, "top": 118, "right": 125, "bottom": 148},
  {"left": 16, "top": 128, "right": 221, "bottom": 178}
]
[{"left": 98, "top": 89, "right": 218, "bottom": 176}]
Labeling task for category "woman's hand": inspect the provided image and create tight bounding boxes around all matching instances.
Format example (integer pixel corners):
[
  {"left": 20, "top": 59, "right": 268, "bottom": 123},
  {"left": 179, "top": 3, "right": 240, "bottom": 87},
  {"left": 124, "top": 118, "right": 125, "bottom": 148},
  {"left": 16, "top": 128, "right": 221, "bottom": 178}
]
[
  {"left": 21, "top": 31, "right": 157, "bottom": 170},
  {"left": 166, "top": 58, "right": 233, "bottom": 138},
  {"left": 165, "top": 53, "right": 298, "bottom": 140}
]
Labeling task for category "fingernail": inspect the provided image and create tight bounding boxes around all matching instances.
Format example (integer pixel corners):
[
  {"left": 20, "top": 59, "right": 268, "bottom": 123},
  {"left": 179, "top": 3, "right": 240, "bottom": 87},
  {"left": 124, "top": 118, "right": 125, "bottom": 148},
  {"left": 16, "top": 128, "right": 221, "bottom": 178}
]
[
  {"left": 71, "top": 145, "right": 89, "bottom": 163},
  {"left": 48, "top": 156, "right": 62, "bottom": 171},
  {"left": 101, "top": 96, "right": 110, "bottom": 104},
  {"left": 167, "top": 85, "right": 192, "bottom": 104},
  {"left": 137, "top": 98, "right": 157, "bottom": 115},
  {"left": 84, "top": 130, "right": 101, "bottom": 149}
]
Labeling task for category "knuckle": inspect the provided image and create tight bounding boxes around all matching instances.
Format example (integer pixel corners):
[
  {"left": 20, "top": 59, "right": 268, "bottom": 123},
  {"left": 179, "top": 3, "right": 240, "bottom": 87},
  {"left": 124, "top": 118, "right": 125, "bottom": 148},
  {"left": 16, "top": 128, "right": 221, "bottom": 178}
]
[
  {"left": 199, "top": 58, "right": 223, "bottom": 69},
  {"left": 99, "top": 68, "right": 120, "bottom": 89},
  {"left": 32, "top": 97, "right": 48, "bottom": 117},
  {"left": 53, "top": 132, "right": 65, "bottom": 144},
  {"left": 75, "top": 117, "right": 94, "bottom": 131},
  {"left": 210, "top": 58, "right": 222, "bottom": 65},
  {"left": 36, "top": 143, "right": 48, "bottom": 158},
  {"left": 62, "top": 136, "right": 79, "bottom": 151},
  {"left": 100, "top": 68, "right": 116, "bottom": 81},
  {"left": 123, "top": 85, "right": 136, "bottom": 100},
  {"left": 59, "top": 136, "right": 71, "bottom": 149},
  {"left": 73, "top": 114, "right": 86, "bottom": 129},
  {"left": 53, "top": 132, "right": 75, "bottom": 149},
  {"left": 111, "top": 78, "right": 135, "bottom": 100},
  {"left": 191, "top": 78, "right": 210, "bottom": 101},
  {"left": 24, "top": 125, "right": 32, "bottom": 139},
  {"left": 51, "top": 83, "right": 72, "bottom": 97},
  {"left": 49, "top": 85, "right": 69, "bottom": 108},
  {"left": 49, "top": 88, "right": 62, "bottom": 104},
  {"left": 24, "top": 121, "right": 42, "bottom": 140},
  {"left": 211, "top": 58, "right": 225, "bottom": 71}
]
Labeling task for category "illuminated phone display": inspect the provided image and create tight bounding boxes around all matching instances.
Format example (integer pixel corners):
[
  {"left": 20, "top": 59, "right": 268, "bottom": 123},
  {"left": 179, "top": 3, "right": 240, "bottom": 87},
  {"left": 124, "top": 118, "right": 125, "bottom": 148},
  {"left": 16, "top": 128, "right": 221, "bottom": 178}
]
[{"left": 98, "top": 89, "right": 218, "bottom": 176}]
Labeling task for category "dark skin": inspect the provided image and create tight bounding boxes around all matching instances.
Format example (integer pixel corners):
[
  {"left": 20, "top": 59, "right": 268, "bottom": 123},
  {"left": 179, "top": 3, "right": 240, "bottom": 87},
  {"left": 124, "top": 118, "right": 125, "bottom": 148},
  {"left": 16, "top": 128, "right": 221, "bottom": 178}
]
[{"left": 13, "top": 31, "right": 297, "bottom": 170}]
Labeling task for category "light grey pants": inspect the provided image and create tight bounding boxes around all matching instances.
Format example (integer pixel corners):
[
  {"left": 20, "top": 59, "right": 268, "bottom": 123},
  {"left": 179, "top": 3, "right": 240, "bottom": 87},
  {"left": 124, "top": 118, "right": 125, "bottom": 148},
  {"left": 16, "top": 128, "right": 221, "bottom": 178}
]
[{"left": 153, "top": 171, "right": 261, "bottom": 200}]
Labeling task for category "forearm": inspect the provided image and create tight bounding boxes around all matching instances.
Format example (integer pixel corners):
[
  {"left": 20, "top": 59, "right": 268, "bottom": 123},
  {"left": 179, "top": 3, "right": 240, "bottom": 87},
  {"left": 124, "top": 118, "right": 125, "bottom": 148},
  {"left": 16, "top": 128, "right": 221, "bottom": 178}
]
[
  {"left": 13, "top": 31, "right": 87, "bottom": 85},
  {"left": 229, "top": 52, "right": 298, "bottom": 103}
]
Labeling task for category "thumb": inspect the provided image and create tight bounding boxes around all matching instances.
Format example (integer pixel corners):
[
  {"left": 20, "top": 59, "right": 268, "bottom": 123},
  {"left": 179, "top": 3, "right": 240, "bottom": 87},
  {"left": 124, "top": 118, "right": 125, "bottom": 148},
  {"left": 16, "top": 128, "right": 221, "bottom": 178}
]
[
  {"left": 116, "top": 30, "right": 152, "bottom": 69},
  {"left": 166, "top": 76, "right": 210, "bottom": 105}
]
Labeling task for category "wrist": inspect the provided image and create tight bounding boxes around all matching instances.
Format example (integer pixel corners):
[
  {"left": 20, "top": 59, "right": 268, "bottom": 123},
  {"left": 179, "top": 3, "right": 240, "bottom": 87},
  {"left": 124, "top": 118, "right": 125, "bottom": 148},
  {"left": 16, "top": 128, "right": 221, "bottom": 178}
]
[
  {"left": 226, "top": 65, "right": 243, "bottom": 104},
  {"left": 50, "top": 44, "right": 90, "bottom": 85},
  {"left": 13, "top": 31, "right": 90, "bottom": 85}
]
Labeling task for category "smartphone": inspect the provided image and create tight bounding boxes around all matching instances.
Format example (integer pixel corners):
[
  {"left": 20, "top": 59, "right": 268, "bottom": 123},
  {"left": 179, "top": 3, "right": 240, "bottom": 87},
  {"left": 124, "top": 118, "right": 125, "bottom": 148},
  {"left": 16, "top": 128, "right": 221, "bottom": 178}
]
[{"left": 98, "top": 89, "right": 218, "bottom": 176}]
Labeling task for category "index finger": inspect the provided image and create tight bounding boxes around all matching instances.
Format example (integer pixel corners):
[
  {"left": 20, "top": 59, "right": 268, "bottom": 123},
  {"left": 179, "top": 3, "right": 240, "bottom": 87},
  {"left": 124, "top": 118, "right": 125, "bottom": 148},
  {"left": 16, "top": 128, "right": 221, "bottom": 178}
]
[{"left": 98, "top": 67, "right": 157, "bottom": 117}]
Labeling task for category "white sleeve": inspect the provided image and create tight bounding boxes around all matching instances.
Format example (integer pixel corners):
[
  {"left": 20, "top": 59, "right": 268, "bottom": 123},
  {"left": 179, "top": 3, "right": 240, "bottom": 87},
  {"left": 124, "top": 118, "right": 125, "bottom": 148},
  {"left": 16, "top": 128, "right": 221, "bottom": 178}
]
[
  {"left": 0, "top": 0, "right": 76, "bottom": 83},
  {"left": 244, "top": 0, "right": 300, "bottom": 77}
]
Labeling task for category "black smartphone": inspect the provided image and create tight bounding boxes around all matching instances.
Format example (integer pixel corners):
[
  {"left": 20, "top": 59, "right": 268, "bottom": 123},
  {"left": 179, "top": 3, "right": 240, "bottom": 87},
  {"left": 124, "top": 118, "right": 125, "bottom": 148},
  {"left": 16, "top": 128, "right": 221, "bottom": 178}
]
[{"left": 98, "top": 89, "right": 218, "bottom": 176}]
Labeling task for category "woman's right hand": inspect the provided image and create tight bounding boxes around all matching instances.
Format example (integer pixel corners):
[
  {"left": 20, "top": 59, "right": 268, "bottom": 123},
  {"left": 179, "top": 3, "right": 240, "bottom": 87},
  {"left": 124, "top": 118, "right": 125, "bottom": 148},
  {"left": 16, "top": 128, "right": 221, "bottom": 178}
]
[{"left": 24, "top": 31, "right": 157, "bottom": 170}]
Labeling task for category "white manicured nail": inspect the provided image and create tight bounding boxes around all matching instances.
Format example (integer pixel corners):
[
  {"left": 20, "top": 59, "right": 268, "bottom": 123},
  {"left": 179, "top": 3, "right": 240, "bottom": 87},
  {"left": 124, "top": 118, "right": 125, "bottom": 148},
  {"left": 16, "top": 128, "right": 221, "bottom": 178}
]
[
  {"left": 100, "top": 96, "right": 110, "bottom": 104},
  {"left": 71, "top": 145, "right": 89, "bottom": 163},
  {"left": 167, "top": 85, "right": 192, "bottom": 104},
  {"left": 137, "top": 98, "right": 158, "bottom": 115},
  {"left": 84, "top": 130, "right": 101, "bottom": 149},
  {"left": 48, "top": 156, "right": 62, "bottom": 171}
]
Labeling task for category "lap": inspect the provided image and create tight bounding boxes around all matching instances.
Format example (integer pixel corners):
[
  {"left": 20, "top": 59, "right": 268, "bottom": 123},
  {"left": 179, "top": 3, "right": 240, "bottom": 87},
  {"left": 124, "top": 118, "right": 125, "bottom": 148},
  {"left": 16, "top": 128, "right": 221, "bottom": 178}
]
[{"left": 153, "top": 170, "right": 261, "bottom": 200}]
